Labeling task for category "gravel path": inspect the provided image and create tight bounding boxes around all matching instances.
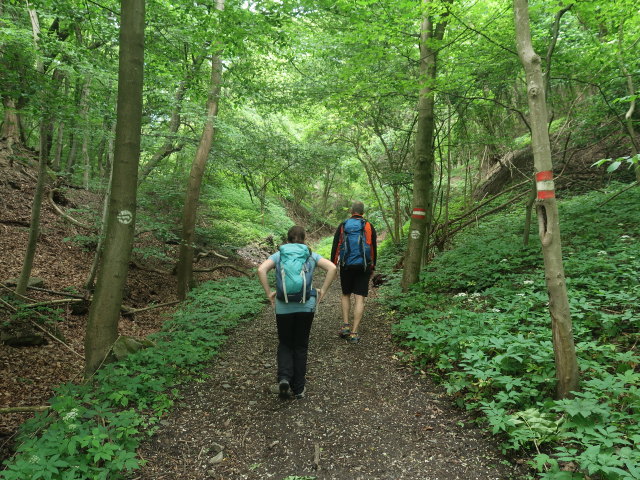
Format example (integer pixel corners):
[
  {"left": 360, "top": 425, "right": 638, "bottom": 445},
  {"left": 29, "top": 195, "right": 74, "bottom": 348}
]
[{"left": 135, "top": 280, "right": 527, "bottom": 480}]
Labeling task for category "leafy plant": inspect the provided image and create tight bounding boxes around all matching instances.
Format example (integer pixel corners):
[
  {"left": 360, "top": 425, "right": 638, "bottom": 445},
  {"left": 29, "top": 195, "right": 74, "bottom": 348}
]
[
  {"left": 380, "top": 185, "right": 640, "bottom": 479},
  {"left": 1, "top": 277, "right": 265, "bottom": 479}
]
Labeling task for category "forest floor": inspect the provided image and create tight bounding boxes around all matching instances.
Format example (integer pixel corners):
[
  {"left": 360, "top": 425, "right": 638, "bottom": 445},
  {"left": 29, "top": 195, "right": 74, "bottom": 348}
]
[
  {"left": 134, "top": 279, "right": 529, "bottom": 480},
  {"left": 0, "top": 145, "right": 252, "bottom": 465},
  {"left": 0, "top": 146, "right": 529, "bottom": 479}
]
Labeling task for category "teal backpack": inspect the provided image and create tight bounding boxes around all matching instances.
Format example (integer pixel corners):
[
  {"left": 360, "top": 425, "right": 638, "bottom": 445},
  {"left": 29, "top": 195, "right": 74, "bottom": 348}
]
[{"left": 275, "top": 244, "right": 317, "bottom": 303}]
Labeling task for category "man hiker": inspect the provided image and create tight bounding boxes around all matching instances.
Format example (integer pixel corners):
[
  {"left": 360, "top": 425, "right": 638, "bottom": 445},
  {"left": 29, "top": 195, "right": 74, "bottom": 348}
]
[{"left": 330, "top": 201, "right": 377, "bottom": 344}]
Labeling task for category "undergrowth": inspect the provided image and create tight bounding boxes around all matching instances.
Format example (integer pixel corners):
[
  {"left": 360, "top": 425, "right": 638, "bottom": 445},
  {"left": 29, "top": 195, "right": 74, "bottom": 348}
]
[
  {"left": 1, "top": 277, "right": 265, "bottom": 480},
  {"left": 379, "top": 184, "right": 640, "bottom": 480}
]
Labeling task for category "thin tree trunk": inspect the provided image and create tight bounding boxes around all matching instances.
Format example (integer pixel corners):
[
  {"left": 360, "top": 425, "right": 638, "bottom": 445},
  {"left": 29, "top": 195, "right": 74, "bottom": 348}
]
[
  {"left": 138, "top": 54, "right": 205, "bottom": 184},
  {"left": 16, "top": 125, "right": 49, "bottom": 295},
  {"left": 514, "top": 0, "right": 578, "bottom": 399},
  {"left": 105, "top": 111, "right": 116, "bottom": 176},
  {"left": 52, "top": 76, "right": 70, "bottom": 171},
  {"left": 176, "top": 0, "right": 225, "bottom": 300},
  {"left": 522, "top": 180, "right": 536, "bottom": 246},
  {"left": 82, "top": 129, "right": 90, "bottom": 188},
  {"left": 85, "top": 161, "right": 113, "bottom": 291},
  {"left": 96, "top": 134, "right": 106, "bottom": 177},
  {"left": 393, "top": 186, "right": 401, "bottom": 241},
  {"left": 79, "top": 77, "right": 91, "bottom": 188},
  {"left": 65, "top": 131, "right": 78, "bottom": 173},
  {"left": 53, "top": 121, "right": 64, "bottom": 171},
  {"left": 84, "top": 0, "right": 145, "bottom": 377},
  {"left": 1, "top": 97, "right": 21, "bottom": 150},
  {"left": 401, "top": 0, "right": 448, "bottom": 290},
  {"left": 16, "top": 4, "right": 48, "bottom": 296}
]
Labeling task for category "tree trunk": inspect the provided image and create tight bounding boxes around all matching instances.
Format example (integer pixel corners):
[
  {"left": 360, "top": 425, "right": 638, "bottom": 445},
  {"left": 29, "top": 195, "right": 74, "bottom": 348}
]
[
  {"left": 85, "top": 161, "right": 112, "bottom": 291},
  {"left": 514, "top": 0, "right": 578, "bottom": 399},
  {"left": 176, "top": 0, "right": 225, "bottom": 300},
  {"left": 16, "top": 4, "right": 48, "bottom": 296},
  {"left": 52, "top": 75, "right": 70, "bottom": 171},
  {"left": 393, "top": 186, "right": 401, "bottom": 242},
  {"left": 15, "top": 122, "right": 49, "bottom": 295},
  {"left": 401, "top": 0, "right": 447, "bottom": 291},
  {"left": 52, "top": 121, "right": 64, "bottom": 171},
  {"left": 522, "top": 180, "right": 536, "bottom": 246},
  {"left": 105, "top": 110, "right": 116, "bottom": 176},
  {"left": 79, "top": 76, "right": 91, "bottom": 188},
  {"left": 138, "top": 54, "right": 205, "bottom": 184},
  {"left": 1, "top": 97, "right": 21, "bottom": 149},
  {"left": 84, "top": 0, "right": 145, "bottom": 377}
]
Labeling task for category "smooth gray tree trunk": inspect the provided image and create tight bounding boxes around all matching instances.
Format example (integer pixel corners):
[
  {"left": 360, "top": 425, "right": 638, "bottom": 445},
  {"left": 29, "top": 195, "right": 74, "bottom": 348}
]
[
  {"left": 514, "top": 0, "right": 579, "bottom": 399},
  {"left": 84, "top": 0, "right": 145, "bottom": 377},
  {"left": 176, "top": 0, "right": 225, "bottom": 300},
  {"left": 401, "top": 0, "right": 447, "bottom": 290}
]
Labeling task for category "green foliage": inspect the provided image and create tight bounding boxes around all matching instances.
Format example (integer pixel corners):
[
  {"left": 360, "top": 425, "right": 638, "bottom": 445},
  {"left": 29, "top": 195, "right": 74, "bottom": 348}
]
[
  {"left": 313, "top": 236, "right": 333, "bottom": 259},
  {"left": 9, "top": 303, "right": 65, "bottom": 326},
  {"left": 380, "top": 185, "right": 640, "bottom": 479},
  {"left": 592, "top": 155, "right": 640, "bottom": 173},
  {"left": 202, "top": 182, "right": 294, "bottom": 247},
  {"left": 1, "top": 277, "right": 265, "bottom": 479},
  {"left": 136, "top": 171, "right": 293, "bottom": 254}
]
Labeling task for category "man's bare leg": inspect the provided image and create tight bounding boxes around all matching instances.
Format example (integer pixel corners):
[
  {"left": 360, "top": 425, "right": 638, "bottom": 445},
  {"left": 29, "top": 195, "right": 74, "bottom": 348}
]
[
  {"left": 341, "top": 294, "right": 351, "bottom": 326},
  {"left": 351, "top": 294, "right": 365, "bottom": 334}
]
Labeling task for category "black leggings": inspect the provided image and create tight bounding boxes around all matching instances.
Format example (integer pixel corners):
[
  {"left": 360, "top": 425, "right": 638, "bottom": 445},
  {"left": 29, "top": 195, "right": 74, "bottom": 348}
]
[{"left": 276, "top": 311, "right": 314, "bottom": 395}]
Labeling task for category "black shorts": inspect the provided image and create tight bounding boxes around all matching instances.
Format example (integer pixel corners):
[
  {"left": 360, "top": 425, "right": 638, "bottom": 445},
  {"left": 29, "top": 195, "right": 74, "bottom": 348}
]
[{"left": 339, "top": 266, "right": 371, "bottom": 297}]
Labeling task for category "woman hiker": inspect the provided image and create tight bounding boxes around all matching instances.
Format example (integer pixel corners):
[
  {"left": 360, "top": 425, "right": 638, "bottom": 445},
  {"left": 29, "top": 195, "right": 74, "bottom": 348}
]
[{"left": 257, "top": 225, "right": 337, "bottom": 399}]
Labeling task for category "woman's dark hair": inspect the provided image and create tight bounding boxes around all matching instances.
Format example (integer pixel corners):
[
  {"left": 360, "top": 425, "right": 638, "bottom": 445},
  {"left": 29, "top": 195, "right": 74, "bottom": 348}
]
[{"left": 287, "top": 225, "right": 306, "bottom": 244}]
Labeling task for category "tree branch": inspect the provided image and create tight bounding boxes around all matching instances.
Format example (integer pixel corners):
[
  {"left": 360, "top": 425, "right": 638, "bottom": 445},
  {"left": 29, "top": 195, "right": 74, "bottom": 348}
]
[
  {"left": 0, "top": 406, "right": 49, "bottom": 414},
  {"left": 48, "top": 190, "right": 94, "bottom": 230},
  {"left": 192, "top": 264, "right": 252, "bottom": 277},
  {"left": 121, "top": 300, "right": 180, "bottom": 316}
]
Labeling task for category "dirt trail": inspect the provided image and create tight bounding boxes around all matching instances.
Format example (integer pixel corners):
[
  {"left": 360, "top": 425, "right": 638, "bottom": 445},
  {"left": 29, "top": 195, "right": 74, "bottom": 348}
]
[{"left": 136, "top": 280, "right": 526, "bottom": 480}]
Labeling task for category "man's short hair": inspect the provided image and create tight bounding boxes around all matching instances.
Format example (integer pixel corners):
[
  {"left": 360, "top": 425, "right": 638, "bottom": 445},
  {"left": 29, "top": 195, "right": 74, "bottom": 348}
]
[{"left": 350, "top": 201, "right": 365, "bottom": 215}]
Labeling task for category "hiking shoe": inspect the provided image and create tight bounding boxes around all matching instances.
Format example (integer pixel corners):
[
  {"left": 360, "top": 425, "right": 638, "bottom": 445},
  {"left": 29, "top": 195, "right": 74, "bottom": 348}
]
[
  {"left": 278, "top": 379, "right": 291, "bottom": 399},
  {"left": 348, "top": 333, "right": 361, "bottom": 344},
  {"left": 294, "top": 387, "right": 306, "bottom": 399},
  {"left": 339, "top": 324, "right": 351, "bottom": 338}
]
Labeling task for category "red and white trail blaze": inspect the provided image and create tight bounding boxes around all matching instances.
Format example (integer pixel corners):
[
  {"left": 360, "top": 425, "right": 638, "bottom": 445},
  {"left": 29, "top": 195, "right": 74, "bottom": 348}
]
[
  {"left": 411, "top": 207, "right": 426, "bottom": 219},
  {"left": 536, "top": 170, "right": 555, "bottom": 199}
]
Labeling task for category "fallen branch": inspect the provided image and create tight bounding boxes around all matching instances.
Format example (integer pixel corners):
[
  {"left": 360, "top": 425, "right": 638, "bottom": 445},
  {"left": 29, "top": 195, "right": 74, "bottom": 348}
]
[
  {"left": 435, "top": 191, "right": 528, "bottom": 247},
  {"left": 130, "top": 259, "right": 171, "bottom": 275},
  {"left": 192, "top": 264, "right": 252, "bottom": 277},
  {"left": 195, "top": 249, "right": 229, "bottom": 261},
  {"left": 0, "top": 282, "right": 37, "bottom": 303},
  {"left": 0, "top": 406, "right": 50, "bottom": 414},
  {"left": 0, "top": 219, "right": 30, "bottom": 227},
  {"left": 27, "top": 318, "right": 84, "bottom": 360},
  {"left": 435, "top": 179, "right": 530, "bottom": 234},
  {"left": 599, "top": 181, "right": 639, "bottom": 206},
  {"left": 122, "top": 300, "right": 180, "bottom": 316},
  {"left": 0, "top": 297, "right": 84, "bottom": 360},
  {"left": 26, "top": 286, "right": 85, "bottom": 299},
  {"left": 23, "top": 298, "right": 84, "bottom": 308},
  {"left": 48, "top": 189, "right": 94, "bottom": 230}
]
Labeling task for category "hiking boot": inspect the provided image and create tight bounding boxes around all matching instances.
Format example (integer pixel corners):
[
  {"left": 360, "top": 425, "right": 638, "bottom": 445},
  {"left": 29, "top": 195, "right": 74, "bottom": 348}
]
[
  {"left": 339, "top": 324, "right": 351, "bottom": 338},
  {"left": 348, "top": 333, "right": 360, "bottom": 344},
  {"left": 294, "top": 387, "right": 306, "bottom": 399},
  {"left": 278, "top": 379, "right": 291, "bottom": 399}
]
